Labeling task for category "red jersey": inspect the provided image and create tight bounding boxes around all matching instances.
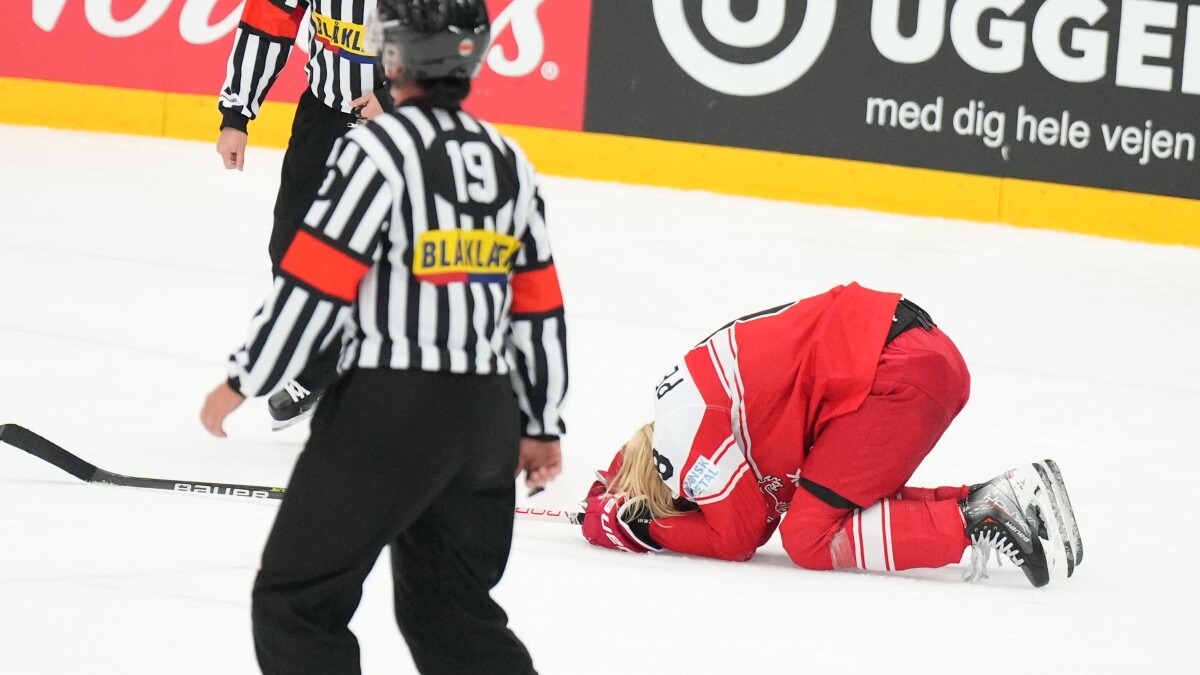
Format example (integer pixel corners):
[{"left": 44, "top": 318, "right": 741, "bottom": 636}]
[{"left": 648, "top": 283, "right": 900, "bottom": 560}]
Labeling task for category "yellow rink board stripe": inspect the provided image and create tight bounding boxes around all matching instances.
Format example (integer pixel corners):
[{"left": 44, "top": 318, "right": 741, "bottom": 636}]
[{"left": 2, "top": 77, "right": 1195, "bottom": 248}]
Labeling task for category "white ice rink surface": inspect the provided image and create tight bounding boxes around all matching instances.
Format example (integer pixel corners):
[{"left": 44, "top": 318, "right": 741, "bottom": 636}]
[{"left": 1, "top": 125, "right": 1198, "bottom": 673}]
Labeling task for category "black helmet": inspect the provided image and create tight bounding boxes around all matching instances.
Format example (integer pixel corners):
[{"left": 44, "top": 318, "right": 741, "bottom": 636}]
[{"left": 366, "top": 0, "right": 491, "bottom": 81}]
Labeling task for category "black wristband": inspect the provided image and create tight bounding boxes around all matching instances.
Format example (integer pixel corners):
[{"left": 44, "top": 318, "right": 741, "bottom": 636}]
[
  {"left": 621, "top": 501, "right": 661, "bottom": 550},
  {"left": 524, "top": 434, "right": 560, "bottom": 443},
  {"left": 219, "top": 111, "right": 249, "bottom": 134}
]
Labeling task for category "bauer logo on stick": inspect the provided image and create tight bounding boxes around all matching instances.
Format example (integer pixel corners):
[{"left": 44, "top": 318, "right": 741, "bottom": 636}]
[{"left": 174, "top": 483, "right": 272, "bottom": 499}]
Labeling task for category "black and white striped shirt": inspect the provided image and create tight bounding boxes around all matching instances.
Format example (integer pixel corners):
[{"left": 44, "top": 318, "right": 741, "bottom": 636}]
[
  {"left": 227, "top": 103, "right": 568, "bottom": 438},
  {"left": 219, "top": 0, "right": 383, "bottom": 131}
]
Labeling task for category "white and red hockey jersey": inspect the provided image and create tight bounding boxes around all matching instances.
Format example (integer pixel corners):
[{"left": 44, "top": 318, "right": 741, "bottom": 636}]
[{"left": 646, "top": 283, "right": 900, "bottom": 561}]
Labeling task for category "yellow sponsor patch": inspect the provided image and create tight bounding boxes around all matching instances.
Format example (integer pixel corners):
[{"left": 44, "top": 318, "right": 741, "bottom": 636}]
[
  {"left": 412, "top": 230, "right": 522, "bottom": 284},
  {"left": 312, "top": 13, "right": 374, "bottom": 62}
]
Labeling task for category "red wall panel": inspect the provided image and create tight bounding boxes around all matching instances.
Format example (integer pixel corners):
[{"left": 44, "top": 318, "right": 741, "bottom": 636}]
[{"left": 7, "top": 0, "right": 590, "bottom": 131}]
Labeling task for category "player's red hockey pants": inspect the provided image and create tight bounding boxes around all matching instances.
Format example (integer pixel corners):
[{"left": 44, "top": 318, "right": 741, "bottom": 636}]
[{"left": 780, "top": 325, "right": 973, "bottom": 571}]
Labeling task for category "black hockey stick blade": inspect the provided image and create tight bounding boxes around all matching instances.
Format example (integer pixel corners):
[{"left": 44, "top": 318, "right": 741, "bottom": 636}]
[
  {"left": 0, "top": 423, "right": 99, "bottom": 481},
  {"left": 0, "top": 423, "right": 285, "bottom": 500}
]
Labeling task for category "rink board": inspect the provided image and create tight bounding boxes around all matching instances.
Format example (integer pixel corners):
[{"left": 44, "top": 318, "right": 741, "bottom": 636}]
[{"left": 3, "top": 76, "right": 1197, "bottom": 248}]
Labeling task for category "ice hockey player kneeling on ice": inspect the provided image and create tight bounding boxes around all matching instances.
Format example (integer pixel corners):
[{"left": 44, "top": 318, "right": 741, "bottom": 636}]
[{"left": 580, "top": 283, "right": 1082, "bottom": 588}]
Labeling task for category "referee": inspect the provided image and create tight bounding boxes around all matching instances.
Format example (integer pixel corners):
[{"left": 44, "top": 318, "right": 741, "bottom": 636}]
[
  {"left": 201, "top": 1, "right": 566, "bottom": 672},
  {"left": 216, "top": 0, "right": 396, "bottom": 428}
]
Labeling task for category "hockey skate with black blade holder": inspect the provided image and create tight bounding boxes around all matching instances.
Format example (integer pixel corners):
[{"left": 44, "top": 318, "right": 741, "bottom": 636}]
[
  {"left": 960, "top": 463, "right": 1073, "bottom": 588},
  {"left": 268, "top": 380, "right": 324, "bottom": 431}
]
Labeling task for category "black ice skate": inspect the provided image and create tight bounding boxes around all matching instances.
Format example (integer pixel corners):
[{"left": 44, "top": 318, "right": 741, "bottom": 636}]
[
  {"left": 267, "top": 380, "right": 323, "bottom": 431},
  {"left": 960, "top": 465, "right": 1069, "bottom": 588}
]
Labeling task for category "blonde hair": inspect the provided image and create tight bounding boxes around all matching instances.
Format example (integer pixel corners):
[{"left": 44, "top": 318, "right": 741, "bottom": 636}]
[{"left": 610, "top": 422, "right": 689, "bottom": 519}]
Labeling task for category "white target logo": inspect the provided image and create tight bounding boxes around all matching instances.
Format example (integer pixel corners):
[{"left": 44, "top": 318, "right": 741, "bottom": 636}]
[{"left": 652, "top": 0, "right": 837, "bottom": 97}]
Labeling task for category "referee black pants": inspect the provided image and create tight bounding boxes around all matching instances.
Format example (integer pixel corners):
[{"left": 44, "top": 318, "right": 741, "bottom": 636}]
[
  {"left": 251, "top": 369, "right": 536, "bottom": 675},
  {"left": 270, "top": 91, "right": 360, "bottom": 392}
]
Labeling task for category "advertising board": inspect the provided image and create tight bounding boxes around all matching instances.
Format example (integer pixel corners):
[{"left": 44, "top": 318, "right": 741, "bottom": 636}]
[
  {"left": 586, "top": 1, "right": 1200, "bottom": 200},
  {"left": 5, "top": 0, "right": 591, "bottom": 131}
]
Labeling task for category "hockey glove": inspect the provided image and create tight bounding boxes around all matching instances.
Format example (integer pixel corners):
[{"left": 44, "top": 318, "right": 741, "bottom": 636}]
[
  {"left": 581, "top": 491, "right": 662, "bottom": 554},
  {"left": 589, "top": 448, "right": 626, "bottom": 495}
]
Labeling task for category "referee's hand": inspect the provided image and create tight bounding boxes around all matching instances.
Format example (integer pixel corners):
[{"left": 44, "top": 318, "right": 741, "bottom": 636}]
[
  {"left": 518, "top": 438, "right": 561, "bottom": 494},
  {"left": 201, "top": 382, "right": 245, "bottom": 438},
  {"left": 217, "top": 128, "right": 248, "bottom": 171}
]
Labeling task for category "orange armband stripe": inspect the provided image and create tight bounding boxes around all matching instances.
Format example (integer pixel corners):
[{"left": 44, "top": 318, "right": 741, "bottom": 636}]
[
  {"left": 279, "top": 230, "right": 369, "bottom": 303},
  {"left": 511, "top": 264, "right": 564, "bottom": 315},
  {"left": 241, "top": 0, "right": 305, "bottom": 38}
]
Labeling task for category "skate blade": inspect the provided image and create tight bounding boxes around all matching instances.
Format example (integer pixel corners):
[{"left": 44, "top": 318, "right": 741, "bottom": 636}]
[
  {"left": 270, "top": 409, "right": 315, "bottom": 432},
  {"left": 1042, "top": 459, "right": 1083, "bottom": 566},
  {"left": 1032, "top": 462, "right": 1075, "bottom": 579},
  {"left": 1013, "top": 465, "right": 1070, "bottom": 585}
]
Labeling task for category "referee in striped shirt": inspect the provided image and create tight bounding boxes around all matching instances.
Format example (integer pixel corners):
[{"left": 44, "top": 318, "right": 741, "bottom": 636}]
[
  {"left": 202, "top": 2, "right": 564, "bottom": 672},
  {"left": 217, "top": 0, "right": 396, "bottom": 427}
]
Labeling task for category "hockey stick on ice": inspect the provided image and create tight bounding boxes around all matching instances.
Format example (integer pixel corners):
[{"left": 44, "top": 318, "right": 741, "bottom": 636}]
[
  {"left": 513, "top": 506, "right": 583, "bottom": 525},
  {"left": 0, "top": 423, "right": 286, "bottom": 499},
  {"left": 0, "top": 423, "right": 583, "bottom": 522}
]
